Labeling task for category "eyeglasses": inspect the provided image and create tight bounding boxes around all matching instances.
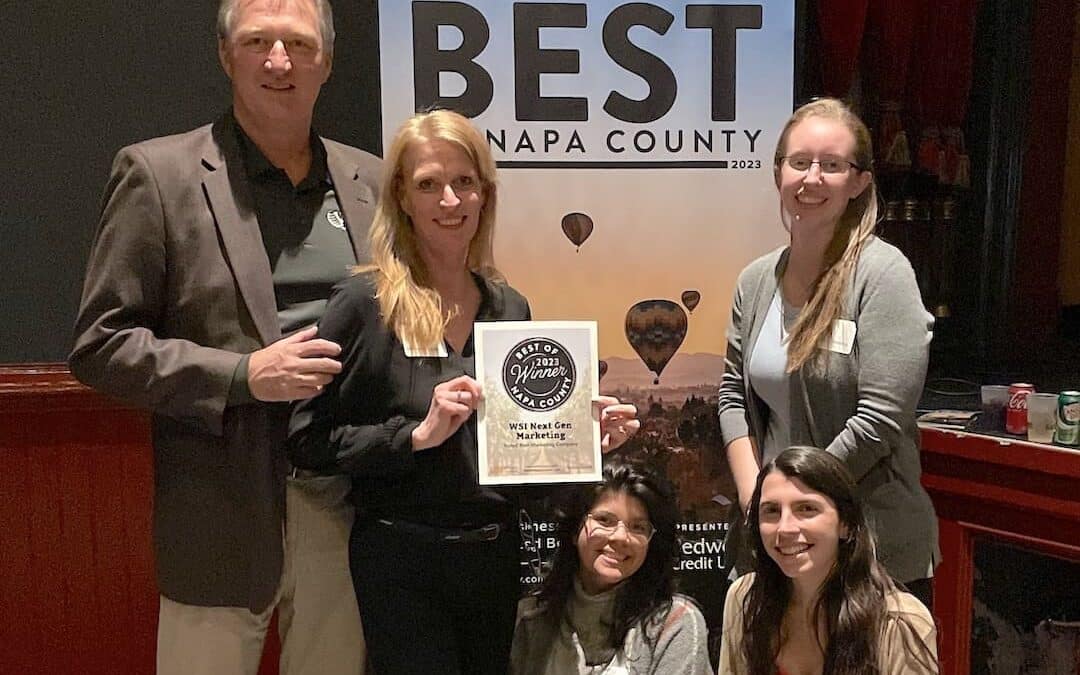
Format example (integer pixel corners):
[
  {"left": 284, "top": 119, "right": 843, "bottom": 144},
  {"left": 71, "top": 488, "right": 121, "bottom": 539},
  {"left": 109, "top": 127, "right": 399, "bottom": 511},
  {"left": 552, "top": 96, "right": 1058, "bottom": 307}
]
[
  {"left": 585, "top": 511, "right": 654, "bottom": 544},
  {"left": 780, "top": 156, "right": 865, "bottom": 174}
]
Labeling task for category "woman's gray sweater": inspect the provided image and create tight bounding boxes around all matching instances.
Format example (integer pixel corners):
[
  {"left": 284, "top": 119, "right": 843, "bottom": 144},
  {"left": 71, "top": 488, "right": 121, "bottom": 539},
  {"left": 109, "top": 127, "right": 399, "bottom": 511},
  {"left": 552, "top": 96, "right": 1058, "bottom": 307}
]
[
  {"left": 717, "top": 237, "right": 939, "bottom": 582},
  {"left": 510, "top": 583, "right": 712, "bottom": 675}
]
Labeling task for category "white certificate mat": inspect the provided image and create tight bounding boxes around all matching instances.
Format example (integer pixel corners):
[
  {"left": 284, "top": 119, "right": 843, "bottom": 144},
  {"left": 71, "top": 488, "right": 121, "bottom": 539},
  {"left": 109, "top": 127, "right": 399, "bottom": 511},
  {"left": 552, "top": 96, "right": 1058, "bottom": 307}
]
[{"left": 474, "top": 321, "right": 600, "bottom": 485}]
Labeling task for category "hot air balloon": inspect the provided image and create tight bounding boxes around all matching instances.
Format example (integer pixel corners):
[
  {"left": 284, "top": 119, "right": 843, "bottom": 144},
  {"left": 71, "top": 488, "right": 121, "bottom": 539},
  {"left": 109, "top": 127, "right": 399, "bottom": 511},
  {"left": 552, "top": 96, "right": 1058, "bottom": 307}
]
[
  {"left": 681, "top": 290, "right": 701, "bottom": 313},
  {"left": 624, "top": 300, "right": 688, "bottom": 385},
  {"left": 561, "top": 212, "right": 593, "bottom": 251},
  {"left": 598, "top": 360, "right": 608, "bottom": 380}
]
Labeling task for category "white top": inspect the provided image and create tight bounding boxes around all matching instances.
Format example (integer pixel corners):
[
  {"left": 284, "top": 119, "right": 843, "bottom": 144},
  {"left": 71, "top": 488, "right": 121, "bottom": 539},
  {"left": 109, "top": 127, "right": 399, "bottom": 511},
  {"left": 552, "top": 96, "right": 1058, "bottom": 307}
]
[{"left": 747, "top": 290, "right": 800, "bottom": 464}]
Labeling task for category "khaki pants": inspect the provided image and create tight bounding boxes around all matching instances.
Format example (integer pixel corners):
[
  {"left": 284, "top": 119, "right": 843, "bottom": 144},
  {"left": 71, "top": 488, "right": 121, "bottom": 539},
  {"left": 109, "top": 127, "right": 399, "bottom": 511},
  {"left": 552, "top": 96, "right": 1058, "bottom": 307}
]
[{"left": 156, "top": 474, "right": 365, "bottom": 675}]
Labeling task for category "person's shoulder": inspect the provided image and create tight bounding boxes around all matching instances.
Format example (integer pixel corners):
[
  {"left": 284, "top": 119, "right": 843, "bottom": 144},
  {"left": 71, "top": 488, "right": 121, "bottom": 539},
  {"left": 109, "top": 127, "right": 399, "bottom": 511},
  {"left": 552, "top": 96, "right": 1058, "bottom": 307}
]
[
  {"left": 120, "top": 123, "right": 216, "bottom": 161},
  {"left": 728, "top": 572, "right": 755, "bottom": 598},
  {"left": 328, "top": 270, "right": 380, "bottom": 311},
  {"left": 720, "top": 573, "right": 755, "bottom": 624},
  {"left": 857, "top": 235, "right": 916, "bottom": 274},
  {"left": 652, "top": 595, "right": 710, "bottom": 663},
  {"left": 500, "top": 281, "right": 530, "bottom": 308},
  {"left": 883, "top": 588, "right": 936, "bottom": 645},
  {"left": 333, "top": 269, "right": 378, "bottom": 296},
  {"left": 107, "top": 123, "right": 220, "bottom": 188},
  {"left": 668, "top": 594, "right": 708, "bottom": 626},
  {"left": 736, "top": 246, "right": 785, "bottom": 285},
  {"left": 322, "top": 136, "right": 380, "bottom": 160},
  {"left": 320, "top": 272, "right": 383, "bottom": 339},
  {"left": 853, "top": 236, "right": 924, "bottom": 301},
  {"left": 321, "top": 137, "right": 383, "bottom": 174},
  {"left": 515, "top": 594, "right": 549, "bottom": 623},
  {"left": 485, "top": 276, "right": 531, "bottom": 319},
  {"left": 886, "top": 589, "right": 934, "bottom": 625}
]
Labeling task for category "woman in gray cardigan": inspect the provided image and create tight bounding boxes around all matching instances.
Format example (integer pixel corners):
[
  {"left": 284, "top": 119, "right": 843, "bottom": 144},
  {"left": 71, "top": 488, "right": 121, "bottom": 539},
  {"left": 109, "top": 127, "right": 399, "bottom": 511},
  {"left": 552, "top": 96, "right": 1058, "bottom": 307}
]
[{"left": 717, "top": 98, "right": 939, "bottom": 605}]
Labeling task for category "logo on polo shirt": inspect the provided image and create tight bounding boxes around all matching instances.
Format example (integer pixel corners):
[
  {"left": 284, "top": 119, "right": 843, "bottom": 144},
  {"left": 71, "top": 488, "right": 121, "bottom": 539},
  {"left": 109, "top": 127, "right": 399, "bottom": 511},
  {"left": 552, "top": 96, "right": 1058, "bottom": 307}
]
[
  {"left": 326, "top": 210, "right": 346, "bottom": 230},
  {"left": 502, "top": 338, "right": 576, "bottom": 412}
]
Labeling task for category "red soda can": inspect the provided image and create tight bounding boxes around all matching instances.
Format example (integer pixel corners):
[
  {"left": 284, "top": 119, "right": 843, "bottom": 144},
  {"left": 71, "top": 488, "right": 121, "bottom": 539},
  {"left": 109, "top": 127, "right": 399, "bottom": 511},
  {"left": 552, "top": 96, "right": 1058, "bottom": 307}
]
[{"left": 1006, "top": 383, "right": 1035, "bottom": 434}]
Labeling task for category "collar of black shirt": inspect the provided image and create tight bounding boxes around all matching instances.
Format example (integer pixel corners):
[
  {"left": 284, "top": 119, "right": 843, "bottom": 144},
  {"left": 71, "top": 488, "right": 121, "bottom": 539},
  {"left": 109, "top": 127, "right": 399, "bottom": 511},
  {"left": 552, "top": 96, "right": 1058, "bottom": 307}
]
[{"left": 232, "top": 110, "right": 330, "bottom": 191}]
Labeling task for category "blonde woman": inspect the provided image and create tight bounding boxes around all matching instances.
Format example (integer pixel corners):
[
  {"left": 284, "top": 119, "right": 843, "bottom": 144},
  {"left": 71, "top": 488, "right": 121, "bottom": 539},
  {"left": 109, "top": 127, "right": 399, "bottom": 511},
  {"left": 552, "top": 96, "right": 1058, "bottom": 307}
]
[
  {"left": 717, "top": 98, "right": 938, "bottom": 606},
  {"left": 288, "top": 109, "right": 639, "bottom": 674}
]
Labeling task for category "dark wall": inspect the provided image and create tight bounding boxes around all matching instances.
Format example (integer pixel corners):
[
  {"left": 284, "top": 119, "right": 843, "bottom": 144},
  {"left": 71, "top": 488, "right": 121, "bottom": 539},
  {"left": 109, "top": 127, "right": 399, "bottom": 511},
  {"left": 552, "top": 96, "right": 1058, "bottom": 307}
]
[{"left": 1, "top": 1, "right": 380, "bottom": 363}]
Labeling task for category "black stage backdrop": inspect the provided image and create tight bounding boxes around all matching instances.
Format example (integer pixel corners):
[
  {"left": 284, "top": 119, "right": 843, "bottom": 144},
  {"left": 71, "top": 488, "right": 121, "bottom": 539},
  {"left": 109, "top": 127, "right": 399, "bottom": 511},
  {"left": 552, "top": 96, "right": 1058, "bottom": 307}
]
[{"left": 2, "top": 0, "right": 382, "bottom": 362}]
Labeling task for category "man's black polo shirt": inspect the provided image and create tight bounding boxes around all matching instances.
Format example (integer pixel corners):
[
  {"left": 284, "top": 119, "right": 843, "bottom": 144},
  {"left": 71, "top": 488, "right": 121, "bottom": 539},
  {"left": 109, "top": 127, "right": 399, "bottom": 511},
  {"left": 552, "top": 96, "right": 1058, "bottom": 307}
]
[{"left": 236, "top": 119, "right": 358, "bottom": 336}]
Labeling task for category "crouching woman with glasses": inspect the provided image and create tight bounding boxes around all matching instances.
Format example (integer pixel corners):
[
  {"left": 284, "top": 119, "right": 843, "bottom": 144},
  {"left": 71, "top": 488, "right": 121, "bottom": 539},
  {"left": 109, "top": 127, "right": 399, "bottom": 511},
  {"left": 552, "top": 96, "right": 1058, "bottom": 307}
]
[{"left": 510, "top": 461, "right": 712, "bottom": 674}]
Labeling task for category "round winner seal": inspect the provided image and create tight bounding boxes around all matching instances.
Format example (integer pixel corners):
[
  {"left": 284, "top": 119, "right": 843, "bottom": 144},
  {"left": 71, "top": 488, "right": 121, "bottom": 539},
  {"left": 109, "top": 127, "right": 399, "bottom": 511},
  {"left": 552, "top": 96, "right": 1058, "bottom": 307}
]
[{"left": 502, "top": 337, "right": 577, "bottom": 412}]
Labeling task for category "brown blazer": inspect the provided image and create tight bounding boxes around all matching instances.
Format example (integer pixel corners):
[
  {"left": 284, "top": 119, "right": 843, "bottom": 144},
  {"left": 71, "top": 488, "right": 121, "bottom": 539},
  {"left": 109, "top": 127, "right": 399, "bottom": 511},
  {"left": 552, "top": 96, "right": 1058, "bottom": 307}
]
[{"left": 70, "top": 113, "right": 382, "bottom": 612}]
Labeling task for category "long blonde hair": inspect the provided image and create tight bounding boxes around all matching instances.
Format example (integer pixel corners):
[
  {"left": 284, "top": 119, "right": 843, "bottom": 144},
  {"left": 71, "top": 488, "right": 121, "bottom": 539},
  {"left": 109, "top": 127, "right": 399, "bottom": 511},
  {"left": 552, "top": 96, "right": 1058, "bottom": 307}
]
[
  {"left": 361, "top": 109, "right": 502, "bottom": 350},
  {"left": 775, "top": 99, "right": 878, "bottom": 372}
]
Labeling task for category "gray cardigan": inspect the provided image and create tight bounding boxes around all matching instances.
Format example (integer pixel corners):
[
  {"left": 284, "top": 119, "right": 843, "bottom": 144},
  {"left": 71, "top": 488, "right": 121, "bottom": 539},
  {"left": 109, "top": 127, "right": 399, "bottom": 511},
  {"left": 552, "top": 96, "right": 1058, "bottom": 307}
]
[
  {"left": 717, "top": 237, "right": 939, "bottom": 582},
  {"left": 510, "top": 593, "right": 712, "bottom": 675}
]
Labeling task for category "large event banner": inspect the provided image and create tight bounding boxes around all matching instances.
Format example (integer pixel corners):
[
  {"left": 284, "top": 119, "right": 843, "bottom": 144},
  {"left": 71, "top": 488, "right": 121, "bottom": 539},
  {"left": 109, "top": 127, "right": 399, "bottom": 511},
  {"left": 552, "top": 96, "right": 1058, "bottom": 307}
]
[{"left": 379, "top": 0, "right": 794, "bottom": 626}]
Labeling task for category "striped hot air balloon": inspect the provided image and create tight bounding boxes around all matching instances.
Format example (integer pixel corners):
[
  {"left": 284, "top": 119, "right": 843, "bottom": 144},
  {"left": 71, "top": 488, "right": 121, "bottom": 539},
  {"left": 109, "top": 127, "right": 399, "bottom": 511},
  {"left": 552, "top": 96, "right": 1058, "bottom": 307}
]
[{"left": 624, "top": 300, "right": 688, "bottom": 385}]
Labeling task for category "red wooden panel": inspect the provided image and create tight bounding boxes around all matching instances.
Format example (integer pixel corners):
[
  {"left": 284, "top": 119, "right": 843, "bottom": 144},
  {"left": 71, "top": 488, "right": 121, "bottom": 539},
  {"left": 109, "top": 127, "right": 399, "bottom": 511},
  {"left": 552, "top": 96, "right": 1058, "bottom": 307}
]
[
  {"left": 119, "top": 442, "right": 158, "bottom": 675},
  {"left": 27, "top": 445, "right": 69, "bottom": 669},
  {"left": 0, "top": 447, "right": 39, "bottom": 674},
  {"left": 934, "top": 518, "right": 973, "bottom": 675},
  {"left": 921, "top": 426, "right": 1080, "bottom": 675},
  {"left": 1, "top": 367, "right": 161, "bottom": 674},
  {"left": 0, "top": 365, "right": 285, "bottom": 675}
]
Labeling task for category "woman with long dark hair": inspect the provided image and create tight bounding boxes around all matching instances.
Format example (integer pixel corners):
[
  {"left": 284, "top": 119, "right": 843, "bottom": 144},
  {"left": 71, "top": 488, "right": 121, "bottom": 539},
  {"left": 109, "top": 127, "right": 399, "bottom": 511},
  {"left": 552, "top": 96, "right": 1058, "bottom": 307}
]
[
  {"left": 510, "top": 461, "right": 711, "bottom": 674},
  {"left": 717, "top": 98, "right": 938, "bottom": 605},
  {"left": 719, "top": 446, "right": 938, "bottom": 674}
]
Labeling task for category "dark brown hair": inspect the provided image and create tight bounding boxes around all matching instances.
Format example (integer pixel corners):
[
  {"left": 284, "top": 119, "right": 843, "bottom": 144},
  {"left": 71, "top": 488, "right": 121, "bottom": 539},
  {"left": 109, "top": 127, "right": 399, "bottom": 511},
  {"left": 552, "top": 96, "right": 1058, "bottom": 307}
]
[
  {"left": 741, "top": 447, "right": 938, "bottom": 674},
  {"left": 536, "top": 461, "right": 681, "bottom": 652}
]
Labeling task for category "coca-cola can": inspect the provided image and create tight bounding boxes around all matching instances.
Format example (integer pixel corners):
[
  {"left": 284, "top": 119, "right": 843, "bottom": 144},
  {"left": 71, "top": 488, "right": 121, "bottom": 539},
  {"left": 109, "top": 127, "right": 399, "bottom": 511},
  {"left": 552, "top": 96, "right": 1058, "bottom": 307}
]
[{"left": 1006, "top": 383, "right": 1035, "bottom": 434}]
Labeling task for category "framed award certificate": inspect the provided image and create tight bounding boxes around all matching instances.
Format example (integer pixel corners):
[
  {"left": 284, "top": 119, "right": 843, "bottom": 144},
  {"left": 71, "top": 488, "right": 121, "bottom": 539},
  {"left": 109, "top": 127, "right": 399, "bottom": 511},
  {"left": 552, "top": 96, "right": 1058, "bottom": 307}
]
[{"left": 474, "top": 321, "right": 601, "bottom": 485}]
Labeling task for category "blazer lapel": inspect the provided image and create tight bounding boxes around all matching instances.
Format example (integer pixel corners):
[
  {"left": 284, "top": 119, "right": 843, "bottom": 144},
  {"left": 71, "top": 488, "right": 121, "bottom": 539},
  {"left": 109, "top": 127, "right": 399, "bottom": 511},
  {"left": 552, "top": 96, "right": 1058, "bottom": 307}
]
[
  {"left": 325, "top": 140, "right": 376, "bottom": 264},
  {"left": 202, "top": 120, "right": 281, "bottom": 347}
]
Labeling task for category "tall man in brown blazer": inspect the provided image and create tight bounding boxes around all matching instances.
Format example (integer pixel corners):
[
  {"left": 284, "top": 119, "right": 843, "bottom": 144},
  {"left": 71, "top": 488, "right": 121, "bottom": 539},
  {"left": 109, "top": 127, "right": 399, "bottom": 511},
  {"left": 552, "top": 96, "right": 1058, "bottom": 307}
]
[{"left": 70, "top": 1, "right": 376, "bottom": 673}]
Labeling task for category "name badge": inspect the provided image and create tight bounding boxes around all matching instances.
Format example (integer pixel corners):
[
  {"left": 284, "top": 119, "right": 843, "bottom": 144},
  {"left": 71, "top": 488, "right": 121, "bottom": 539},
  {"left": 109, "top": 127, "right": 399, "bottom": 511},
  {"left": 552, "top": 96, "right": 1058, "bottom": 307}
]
[
  {"left": 402, "top": 341, "right": 448, "bottom": 358},
  {"left": 827, "top": 319, "right": 856, "bottom": 355}
]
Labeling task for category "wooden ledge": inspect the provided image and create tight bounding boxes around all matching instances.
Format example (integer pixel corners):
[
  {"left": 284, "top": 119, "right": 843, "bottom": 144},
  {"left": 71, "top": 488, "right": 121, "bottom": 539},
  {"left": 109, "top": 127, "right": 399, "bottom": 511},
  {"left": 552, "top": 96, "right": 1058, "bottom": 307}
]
[{"left": 0, "top": 363, "right": 137, "bottom": 413}]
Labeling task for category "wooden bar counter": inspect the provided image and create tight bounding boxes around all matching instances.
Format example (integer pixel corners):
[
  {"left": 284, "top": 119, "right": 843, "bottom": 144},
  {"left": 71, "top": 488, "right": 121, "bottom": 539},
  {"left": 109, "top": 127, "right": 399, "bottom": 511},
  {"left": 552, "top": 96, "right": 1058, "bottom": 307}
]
[
  {"left": 0, "top": 364, "right": 155, "bottom": 674},
  {"left": 919, "top": 425, "right": 1080, "bottom": 674},
  {"left": 0, "top": 365, "right": 280, "bottom": 675}
]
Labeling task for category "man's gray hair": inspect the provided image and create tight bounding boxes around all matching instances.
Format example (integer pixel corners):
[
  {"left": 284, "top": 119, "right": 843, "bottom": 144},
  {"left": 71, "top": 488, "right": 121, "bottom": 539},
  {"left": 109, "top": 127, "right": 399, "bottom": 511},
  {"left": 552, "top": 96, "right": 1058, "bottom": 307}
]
[{"left": 217, "top": 0, "right": 336, "bottom": 58}]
